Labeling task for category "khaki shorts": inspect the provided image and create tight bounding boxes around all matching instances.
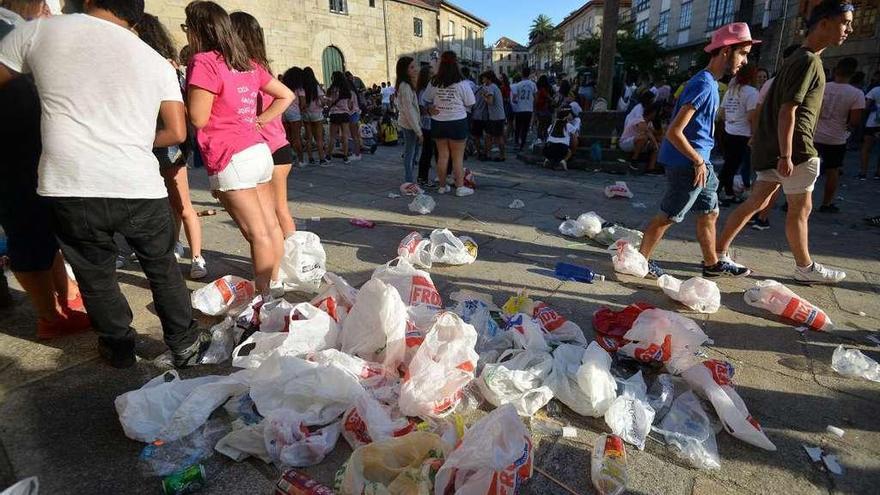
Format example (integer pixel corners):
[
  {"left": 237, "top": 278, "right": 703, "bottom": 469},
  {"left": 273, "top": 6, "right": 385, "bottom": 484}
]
[{"left": 755, "top": 157, "right": 820, "bottom": 194}]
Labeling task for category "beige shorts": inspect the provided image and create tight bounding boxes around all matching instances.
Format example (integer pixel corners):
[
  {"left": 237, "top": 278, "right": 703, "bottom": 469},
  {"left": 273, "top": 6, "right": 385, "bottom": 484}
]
[
  {"left": 755, "top": 157, "right": 820, "bottom": 194},
  {"left": 209, "top": 143, "right": 273, "bottom": 192}
]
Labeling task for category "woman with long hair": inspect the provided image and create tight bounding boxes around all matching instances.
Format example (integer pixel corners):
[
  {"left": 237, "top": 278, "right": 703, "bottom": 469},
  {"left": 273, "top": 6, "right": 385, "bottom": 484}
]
[
  {"left": 183, "top": 1, "right": 293, "bottom": 297},
  {"left": 719, "top": 64, "right": 758, "bottom": 206},
  {"left": 416, "top": 65, "right": 436, "bottom": 187},
  {"left": 137, "top": 13, "right": 207, "bottom": 279},
  {"left": 281, "top": 67, "right": 305, "bottom": 166},
  {"left": 424, "top": 51, "right": 476, "bottom": 196},
  {"left": 301, "top": 67, "right": 329, "bottom": 165},
  {"left": 535, "top": 75, "right": 555, "bottom": 143},
  {"left": 395, "top": 56, "right": 423, "bottom": 184},
  {"left": 230, "top": 11, "right": 296, "bottom": 239},
  {"left": 326, "top": 71, "right": 355, "bottom": 164}
]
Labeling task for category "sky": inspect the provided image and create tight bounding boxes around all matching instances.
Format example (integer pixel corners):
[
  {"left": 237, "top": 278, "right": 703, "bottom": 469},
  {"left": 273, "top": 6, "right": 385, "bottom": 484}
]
[{"left": 453, "top": 0, "right": 586, "bottom": 46}]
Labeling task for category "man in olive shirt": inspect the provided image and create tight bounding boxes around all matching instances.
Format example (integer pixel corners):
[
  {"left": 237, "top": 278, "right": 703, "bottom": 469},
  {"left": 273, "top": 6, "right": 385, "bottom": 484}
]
[{"left": 716, "top": 0, "right": 854, "bottom": 284}]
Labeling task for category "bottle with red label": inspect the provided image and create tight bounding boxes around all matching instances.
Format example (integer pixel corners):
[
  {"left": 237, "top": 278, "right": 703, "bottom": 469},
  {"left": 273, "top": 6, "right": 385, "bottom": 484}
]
[
  {"left": 743, "top": 280, "right": 833, "bottom": 331},
  {"left": 591, "top": 434, "right": 627, "bottom": 495}
]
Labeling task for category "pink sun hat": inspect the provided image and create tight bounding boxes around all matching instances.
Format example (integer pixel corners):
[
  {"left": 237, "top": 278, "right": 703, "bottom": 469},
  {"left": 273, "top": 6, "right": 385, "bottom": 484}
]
[{"left": 704, "top": 22, "right": 762, "bottom": 53}]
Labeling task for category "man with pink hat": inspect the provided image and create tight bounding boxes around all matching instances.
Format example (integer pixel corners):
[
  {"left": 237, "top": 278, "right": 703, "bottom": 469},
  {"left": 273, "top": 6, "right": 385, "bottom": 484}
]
[
  {"left": 715, "top": 0, "right": 855, "bottom": 284},
  {"left": 637, "top": 22, "right": 758, "bottom": 279}
]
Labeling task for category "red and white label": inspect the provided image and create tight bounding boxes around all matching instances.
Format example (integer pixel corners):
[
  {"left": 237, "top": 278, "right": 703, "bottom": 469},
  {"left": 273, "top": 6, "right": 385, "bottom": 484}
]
[{"left": 409, "top": 275, "right": 442, "bottom": 308}]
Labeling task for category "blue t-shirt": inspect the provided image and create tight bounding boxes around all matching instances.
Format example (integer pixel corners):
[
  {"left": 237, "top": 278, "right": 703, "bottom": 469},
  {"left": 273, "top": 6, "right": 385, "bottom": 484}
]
[{"left": 658, "top": 70, "right": 719, "bottom": 168}]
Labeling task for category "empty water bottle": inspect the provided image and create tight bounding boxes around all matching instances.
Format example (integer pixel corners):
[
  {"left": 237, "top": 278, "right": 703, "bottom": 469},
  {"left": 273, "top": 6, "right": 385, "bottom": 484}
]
[{"left": 555, "top": 262, "right": 604, "bottom": 283}]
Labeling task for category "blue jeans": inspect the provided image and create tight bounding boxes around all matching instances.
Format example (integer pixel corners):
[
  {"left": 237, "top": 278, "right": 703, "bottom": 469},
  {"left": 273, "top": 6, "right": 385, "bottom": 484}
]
[
  {"left": 402, "top": 128, "right": 421, "bottom": 183},
  {"left": 659, "top": 164, "right": 720, "bottom": 223}
]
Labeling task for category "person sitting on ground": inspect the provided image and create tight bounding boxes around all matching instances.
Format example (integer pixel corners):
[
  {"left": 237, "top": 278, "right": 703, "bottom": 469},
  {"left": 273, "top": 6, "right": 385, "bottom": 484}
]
[
  {"left": 543, "top": 106, "right": 574, "bottom": 171},
  {"left": 620, "top": 102, "right": 660, "bottom": 173},
  {"left": 625, "top": 90, "right": 655, "bottom": 130},
  {"left": 378, "top": 113, "right": 399, "bottom": 146}
]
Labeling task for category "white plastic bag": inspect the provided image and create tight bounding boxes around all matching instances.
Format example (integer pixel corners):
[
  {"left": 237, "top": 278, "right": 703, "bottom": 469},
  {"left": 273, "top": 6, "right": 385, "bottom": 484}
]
[
  {"left": 682, "top": 360, "right": 776, "bottom": 451},
  {"left": 191, "top": 275, "right": 255, "bottom": 316},
  {"left": 531, "top": 302, "right": 587, "bottom": 345},
  {"left": 546, "top": 343, "right": 617, "bottom": 417},
  {"left": 310, "top": 272, "right": 358, "bottom": 323},
  {"left": 278, "top": 231, "right": 326, "bottom": 293},
  {"left": 0, "top": 478, "right": 38, "bottom": 495},
  {"left": 434, "top": 404, "right": 533, "bottom": 495},
  {"left": 503, "top": 313, "right": 550, "bottom": 353},
  {"left": 263, "top": 410, "right": 341, "bottom": 467},
  {"left": 215, "top": 421, "right": 270, "bottom": 463},
  {"left": 453, "top": 296, "right": 501, "bottom": 354},
  {"left": 603, "top": 371, "right": 655, "bottom": 450},
  {"left": 340, "top": 431, "right": 448, "bottom": 495},
  {"left": 743, "top": 279, "right": 833, "bottom": 331},
  {"left": 341, "top": 394, "right": 416, "bottom": 450},
  {"left": 232, "top": 302, "right": 340, "bottom": 368},
  {"left": 257, "top": 298, "right": 294, "bottom": 333},
  {"left": 341, "top": 278, "right": 408, "bottom": 372},
  {"left": 647, "top": 374, "right": 675, "bottom": 422},
  {"left": 429, "top": 228, "right": 477, "bottom": 265},
  {"left": 477, "top": 349, "right": 554, "bottom": 417},
  {"left": 657, "top": 391, "right": 720, "bottom": 469},
  {"left": 558, "top": 219, "right": 588, "bottom": 238},
  {"left": 831, "top": 345, "right": 880, "bottom": 382},
  {"left": 408, "top": 194, "right": 436, "bottom": 215},
  {"left": 398, "top": 231, "right": 433, "bottom": 268},
  {"left": 199, "top": 317, "right": 236, "bottom": 365},
  {"left": 399, "top": 312, "right": 480, "bottom": 418},
  {"left": 594, "top": 224, "right": 644, "bottom": 248},
  {"left": 604, "top": 181, "right": 634, "bottom": 198},
  {"left": 610, "top": 240, "right": 649, "bottom": 278},
  {"left": 658, "top": 275, "right": 721, "bottom": 314},
  {"left": 577, "top": 211, "right": 605, "bottom": 238},
  {"left": 619, "top": 309, "right": 709, "bottom": 374}
]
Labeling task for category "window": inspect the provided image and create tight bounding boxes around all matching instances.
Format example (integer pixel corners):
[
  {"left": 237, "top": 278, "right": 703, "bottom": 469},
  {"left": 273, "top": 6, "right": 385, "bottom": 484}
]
[
  {"left": 507, "top": 54, "right": 511, "bottom": 61},
  {"left": 851, "top": 0, "right": 878, "bottom": 39},
  {"left": 414, "top": 18, "right": 423, "bottom": 37},
  {"left": 448, "top": 20, "right": 455, "bottom": 38},
  {"left": 369, "top": 0, "right": 375, "bottom": 6},
  {"left": 329, "top": 0, "right": 347, "bottom": 14},
  {"left": 706, "top": 0, "right": 734, "bottom": 30},
  {"left": 679, "top": 1, "right": 693, "bottom": 29},
  {"left": 658, "top": 10, "right": 669, "bottom": 36},
  {"left": 635, "top": 19, "right": 648, "bottom": 37},
  {"left": 586, "top": 17, "right": 594, "bottom": 35},
  {"left": 635, "top": 0, "right": 650, "bottom": 13}
]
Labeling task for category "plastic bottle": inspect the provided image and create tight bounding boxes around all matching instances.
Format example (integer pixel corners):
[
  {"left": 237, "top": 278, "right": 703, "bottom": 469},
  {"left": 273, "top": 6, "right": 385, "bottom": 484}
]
[
  {"left": 139, "top": 420, "right": 230, "bottom": 477},
  {"left": 743, "top": 280, "right": 833, "bottom": 331},
  {"left": 555, "top": 262, "right": 605, "bottom": 283},
  {"left": 591, "top": 434, "right": 627, "bottom": 495}
]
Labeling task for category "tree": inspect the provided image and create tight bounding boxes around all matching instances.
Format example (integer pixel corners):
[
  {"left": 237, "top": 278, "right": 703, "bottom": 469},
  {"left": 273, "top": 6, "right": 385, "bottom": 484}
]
[
  {"left": 529, "top": 14, "right": 562, "bottom": 71},
  {"left": 529, "top": 14, "right": 554, "bottom": 41},
  {"left": 570, "top": 27, "right": 666, "bottom": 78}
]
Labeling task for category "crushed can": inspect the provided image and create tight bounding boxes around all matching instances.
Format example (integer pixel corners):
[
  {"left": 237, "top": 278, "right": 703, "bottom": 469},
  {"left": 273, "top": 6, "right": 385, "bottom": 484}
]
[
  {"left": 274, "top": 469, "right": 335, "bottom": 495},
  {"left": 162, "top": 464, "right": 206, "bottom": 495}
]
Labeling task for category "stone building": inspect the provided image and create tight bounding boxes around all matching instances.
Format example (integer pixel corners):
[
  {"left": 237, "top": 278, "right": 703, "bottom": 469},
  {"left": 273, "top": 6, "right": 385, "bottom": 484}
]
[
  {"left": 557, "top": 0, "right": 633, "bottom": 77},
  {"left": 487, "top": 36, "right": 528, "bottom": 76},
  {"left": 144, "top": 0, "right": 487, "bottom": 86}
]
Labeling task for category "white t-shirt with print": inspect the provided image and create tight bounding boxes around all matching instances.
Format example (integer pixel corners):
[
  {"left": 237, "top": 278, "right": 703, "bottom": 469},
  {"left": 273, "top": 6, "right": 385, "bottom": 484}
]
[
  {"left": 423, "top": 81, "right": 476, "bottom": 121},
  {"left": 624, "top": 104, "right": 644, "bottom": 130},
  {"left": 815, "top": 81, "right": 866, "bottom": 145},
  {"left": 722, "top": 84, "right": 759, "bottom": 137},
  {"left": 0, "top": 14, "right": 182, "bottom": 199},
  {"left": 511, "top": 79, "right": 537, "bottom": 113},
  {"left": 865, "top": 86, "right": 880, "bottom": 128},
  {"left": 756, "top": 77, "right": 774, "bottom": 105},
  {"left": 381, "top": 85, "right": 395, "bottom": 104}
]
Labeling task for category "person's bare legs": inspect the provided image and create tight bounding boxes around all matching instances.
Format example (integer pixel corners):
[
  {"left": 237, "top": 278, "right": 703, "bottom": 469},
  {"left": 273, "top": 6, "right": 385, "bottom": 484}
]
[
  {"left": 255, "top": 182, "right": 284, "bottom": 281},
  {"left": 340, "top": 124, "right": 351, "bottom": 159},
  {"left": 14, "top": 270, "right": 63, "bottom": 321},
  {"left": 311, "top": 121, "right": 327, "bottom": 161},
  {"left": 271, "top": 164, "right": 295, "bottom": 237},
  {"left": 349, "top": 120, "right": 362, "bottom": 155},
  {"left": 717, "top": 180, "right": 779, "bottom": 254},
  {"left": 329, "top": 124, "right": 340, "bottom": 160},
  {"left": 217, "top": 187, "right": 278, "bottom": 295},
  {"left": 696, "top": 211, "right": 719, "bottom": 266},
  {"left": 639, "top": 214, "right": 675, "bottom": 260},
  {"left": 785, "top": 192, "right": 813, "bottom": 267},
  {"left": 861, "top": 134, "right": 875, "bottom": 176},
  {"left": 302, "top": 121, "right": 314, "bottom": 162},
  {"left": 757, "top": 188, "right": 780, "bottom": 221},
  {"left": 449, "top": 139, "right": 467, "bottom": 187},
  {"left": 631, "top": 136, "right": 647, "bottom": 160},
  {"left": 821, "top": 168, "right": 840, "bottom": 207},
  {"left": 163, "top": 165, "right": 202, "bottom": 259},
  {"left": 435, "top": 138, "right": 450, "bottom": 187},
  {"left": 286, "top": 121, "right": 304, "bottom": 163},
  {"left": 50, "top": 251, "right": 78, "bottom": 303}
]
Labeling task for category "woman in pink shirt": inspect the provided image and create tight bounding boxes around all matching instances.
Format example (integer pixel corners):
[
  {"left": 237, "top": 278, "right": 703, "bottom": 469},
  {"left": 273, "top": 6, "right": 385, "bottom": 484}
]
[
  {"left": 183, "top": 1, "right": 294, "bottom": 297},
  {"left": 230, "top": 12, "right": 296, "bottom": 239},
  {"left": 327, "top": 71, "right": 356, "bottom": 164}
]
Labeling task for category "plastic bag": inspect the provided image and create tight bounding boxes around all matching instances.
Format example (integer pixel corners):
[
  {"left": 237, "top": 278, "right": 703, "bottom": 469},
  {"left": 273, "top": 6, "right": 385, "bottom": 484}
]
[
  {"left": 619, "top": 309, "right": 709, "bottom": 374},
  {"left": 610, "top": 240, "right": 648, "bottom": 278},
  {"left": 215, "top": 421, "right": 270, "bottom": 463},
  {"left": 502, "top": 313, "right": 550, "bottom": 353},
  {"left": 592, "top": 303, "right": 655, "bottom": 352},
  {"left": 429, "top": 229, "right": 477, "bottom": 265},
  {"left": 310, "top": 272, "right": 358, "bottom": 323},
  {"left": 263, "top": 410, "right": 341, "bottom": 467},
  {"left": 604, "top": 181, "right": 634, "bottom": 198},
  {"left": 831, "top": 345, "right": 880, "bottom": 382},
  {"left": 138, "top": 419, "right": 230, "bottom": 476},
  {"left": 340, "top": 277, "right": 408, "bottom": 372},
  {"left": 400, "top": 312, "right": 480, "bottom": 418},
  {"left": 408, "top": 194, "right": 436, "bottom": 215},
  {"left": 658, "top": 275, "right": 721, "bottom": 314},
  {"left": 743, "top": 279, "right": 833, "bottom": 331},
  {"left": 593, "top": 224, "right": 644, "bottom": 248},
  {"left": 682, "top": 360, "right": 776, "bottom": 451},
  {"left": 477, "top": 349, "right": 554, "bottom": 417},
  {"left": 341, "top": 394, "right": 417, "bottom": 450},
  {"left": 398, "top": 231, "right": 433, "bottom": 268},
  {"left": 0, "top": 478, "right": 38, "bottom": 495},
  {"left": 577, "top": 212, "right": 605, "bottom": 238},
  {"left": 603, "top": 371, "right": 655, "bottom": 450},
  {"left": 339, "top": 431, "right": 448, "bottom": 495},
  {"left": 532, "top": 301, "right": 587, "bottom": 345},
  {"left": 463, "top": 167, "right": 476, "bottom": 189},
  {"left": 199, "top": 317, "right": 236, "bottom": 365},
  {"left": 191, "top": 275, "right": 255, "bottom": 316},
  {"left": 232, "top": 303, "right": 340, "bottom": 368},
  {"left": 546, "top": 343, "right": 616, "bottom": 417},
  {"left": 657, "top": 391, "right": 720, "bottom": 469},
  {"left": 646, "top": 374, "right": 675, "bottom": 422},
  {"left": 278, "top": 231, "right": 327, "bottom": 293},
  {"left": 453, "top": 297, "right": 501, "bottom": 354},
  {"left": 558, "top": 219, "right": 587, "bottom": 238},
  {"left": 434, "top": 404, "right": 533, "bottom": 495}
]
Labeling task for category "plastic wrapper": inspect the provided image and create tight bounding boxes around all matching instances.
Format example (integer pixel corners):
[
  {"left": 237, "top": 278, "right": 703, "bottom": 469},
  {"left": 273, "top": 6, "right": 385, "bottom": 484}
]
[
  {"left": 278, "top": 231, "right": 327, "bottom": 293},
  {"left": 546, "top": 343, "right": 616, "bottom": 418},
  {"left": 831, "top": 345, "right": 880, "bottom": 382},
  {"left": 610, "top": 240, "right": 649, "bottom": 278},
  {"left": 658, "top": 275, "right": 721, "bottom": 314},
  {"left": 477, "top": 349, "right": 554, "bottom": 416}
]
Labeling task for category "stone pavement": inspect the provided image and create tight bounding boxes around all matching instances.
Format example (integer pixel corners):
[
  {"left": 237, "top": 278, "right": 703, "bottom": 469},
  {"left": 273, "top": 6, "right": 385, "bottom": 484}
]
[{"left": 1, "top": 145, "right": 879, "bottom": 495}]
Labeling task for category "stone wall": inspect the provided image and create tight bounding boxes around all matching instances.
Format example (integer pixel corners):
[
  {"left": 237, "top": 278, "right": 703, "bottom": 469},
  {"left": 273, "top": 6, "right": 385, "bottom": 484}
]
[{"left": 384, "top": 1, "right": 440, "bottom": 72}]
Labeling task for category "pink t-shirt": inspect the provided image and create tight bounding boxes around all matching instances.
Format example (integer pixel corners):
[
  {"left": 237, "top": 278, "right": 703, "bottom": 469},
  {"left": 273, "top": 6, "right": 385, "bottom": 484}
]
[
  {"left": 187, "top": 51, "right": 272, "bottom": 175},
  {"left": 258, "top": 90, "right": 289, "bottom": 153},
  {"left": 815, "top": 81, "right": 866, "bottom": 145}
]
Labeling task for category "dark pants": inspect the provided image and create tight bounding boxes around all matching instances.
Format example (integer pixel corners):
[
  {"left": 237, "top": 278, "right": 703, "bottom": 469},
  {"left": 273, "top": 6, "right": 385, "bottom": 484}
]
[
  {"left": 514, "top": 111, "right": 532, "bottom": 149},
  {"left": 48, "top": 197, "right": 198, "bottom": 356},
  {"left": 418, "top": 127, "right": 436, "bottom": 181},
  {"left": 719, "top": 133, "right": 750, "bottom": 196}
]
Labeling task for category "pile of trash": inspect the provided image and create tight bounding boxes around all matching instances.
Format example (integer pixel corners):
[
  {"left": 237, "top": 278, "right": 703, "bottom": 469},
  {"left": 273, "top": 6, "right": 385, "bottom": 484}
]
[
  {"left": 558, "top": 211, "right": 644, "bottom": 248},
  {"left": 397, "top": 229, "right": 478, "bottom": 268}
]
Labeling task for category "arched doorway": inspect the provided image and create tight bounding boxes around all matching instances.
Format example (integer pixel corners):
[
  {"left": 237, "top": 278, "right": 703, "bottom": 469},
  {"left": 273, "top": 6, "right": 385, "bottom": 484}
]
[{"left": 321, "top": 46, "right": 345, "bottom": 86}]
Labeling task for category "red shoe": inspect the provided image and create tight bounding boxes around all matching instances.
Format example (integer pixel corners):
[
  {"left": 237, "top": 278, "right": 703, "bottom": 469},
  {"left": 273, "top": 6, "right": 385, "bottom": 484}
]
[
  {"left": 37, "top": 312, "right": 92, "bottom": 340},
  {"left": 64, "top": 293, "right": 86, "bottom": 313}
]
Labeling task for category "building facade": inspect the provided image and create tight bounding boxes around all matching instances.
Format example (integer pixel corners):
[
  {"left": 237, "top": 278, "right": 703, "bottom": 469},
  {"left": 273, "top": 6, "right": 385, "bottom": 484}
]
[
  {"left": 145, "top": 0, "right": 487, "bottom": 85},
  {"left": 487, "top": 37, "right": 528, "bottom": 76},
  {"left": 557, "top": 0, "right": 633, "bottom": 77}
]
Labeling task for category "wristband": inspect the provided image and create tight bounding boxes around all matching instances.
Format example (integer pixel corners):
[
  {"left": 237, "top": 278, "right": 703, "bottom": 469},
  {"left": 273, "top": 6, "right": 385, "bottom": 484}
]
[{"left": 777, "top": 155, "right": 790, "bottom": 160}]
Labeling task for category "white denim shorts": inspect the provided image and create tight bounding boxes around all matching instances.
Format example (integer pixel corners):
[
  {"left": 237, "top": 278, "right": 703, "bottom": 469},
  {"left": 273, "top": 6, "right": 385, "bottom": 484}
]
[
  {"left": 209, "top": 143, "right": 273, "bottom": 192},
  {"left": 755, "top": 157, "right": 820, "bottom": 194}
]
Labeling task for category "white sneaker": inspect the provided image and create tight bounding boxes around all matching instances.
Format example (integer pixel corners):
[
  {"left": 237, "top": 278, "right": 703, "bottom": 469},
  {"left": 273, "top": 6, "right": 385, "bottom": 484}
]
[
  {"left": 794, "top": 262, "right": 846, "bottom": 284},
  {"left": 559, "top": 159, "right": 568, "bottom": 171},
  {"left": 455, "top": 186, "right": 475, "bottom": 197},
  {"left": 352, "top": 154, "right": 362, "bottom": 161},
  {"left": 718, "top": 253, "right": 747, "bottom": 270},
  {"left": 543, "top": 159, "right": 550, "bottom": 168},
  {"left": 173, "top": 242, "right": 185, "bottom": 261},
  {"left": 269, "top": 280, "right": 285, "bottom": 298},
  {"left": 190, "top": 256, "right": 207, "bottom": 280},
  {"left": 437, "top": 185, "right": 452, "bottom": 194}
]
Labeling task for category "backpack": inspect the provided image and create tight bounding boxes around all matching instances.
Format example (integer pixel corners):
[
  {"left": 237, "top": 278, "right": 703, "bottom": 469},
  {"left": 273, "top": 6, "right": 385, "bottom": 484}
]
[{"left": 380, "top": 122, "right": 398, "bottom": 145}]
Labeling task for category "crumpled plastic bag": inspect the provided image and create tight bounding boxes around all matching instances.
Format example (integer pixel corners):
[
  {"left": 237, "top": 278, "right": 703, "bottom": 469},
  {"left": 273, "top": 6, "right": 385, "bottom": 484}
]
[
  {"left": 682, "top": 360, "right": 776, "bottom": 451},
  {"left": 434, "top": 404, "right": 533, "bottom": 495},
  {"left": 502, "top": 313, "right": 550, "bottom": 353},
  {"left": 546, "top": 342, "right": 617, "bottom": 417},
  {"left": 619, "top": 309, "right": 709, "bottom": 374},
  {"left": 191, "top": 275, "right": 255, "bottom": 316},
  {"left": 532, "top": 301, "right": 587, "bottom": 345},
  {"left": 592, "top": 302, "right": 655, "bottom": 352},
  {"left": 341, "top": 394, "right": 417, "bottom": 450},
  {"left": 115, "top": 370, "right": 249, "bottom": 443},
  {"left": 199, "top": 317, "right": 237, "bottom": 365},
  {"left": 398, "top": 231, "right": 433, "bottom": 268},
  {"left": 743, "top": 279, "right": 833, "bottom": 331},
  {"left": 138, "top": 419, "right": 230, "bottom": 476},
  {"left": 263, "top": 410, "right": 341, "bottom": 467},
  {"left": 477, "top": 349, "right": 554, "bottom": 417},
  {"left": 647, "top": 374, "right": 675, "bottom": 422},
  {"left": 610, "top": 240, "right": 649, "bottom": 278},
  {"left": 656, "top": 390, "right": 721, "bottom": 469},
  {"left": 339, "top": 431, "right": 448, "bottom": 495},
  {"left": 558, "top": 219, "right": 588, "bottom": 238},
  {"left": 232, "top": 303, "right": 340, "bottom": 368},
  {"left": 577, "top": 212, "right": 605, "bottom": 238},
  {"left": 658, "top": 275, "right": 721, "bottom": 314},
  {"left": 452, "top": 295, "right": 501, "bottom": 355},
  {"left": 257, "top": 298, "right": 294, "bottom": 333},
  {"left": 605, "top": 181, "right": 634, "bottom": 198},
  {"left": 593, "top": 224, "right": 644, "bottom": 248},
  {"left": 831, "top": 345, "right": 880, "bottom": 382},
  {"left": 310, "top": 272, "right": 358, "bottom": 324},
  {"left": 215, "top": 421, "right": 270, "bottom": 463},
  {"left": 278, "top": 231, "right": 327, "bottom": 293},
  {"left": 408, "top": 194, "right": 436, "bottom": 215},
  {"left": 340, "top": 277, "right": 408, "bottom": 372},
  {"left": 400, "top": 312, "right": 479, "bottom": 418},
  {"left": 429, "top": 229, "right": 477, "bottom": 265},
  {"left": 604, "top": 371, "right": 656, "bottom": 450}
]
